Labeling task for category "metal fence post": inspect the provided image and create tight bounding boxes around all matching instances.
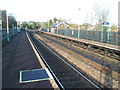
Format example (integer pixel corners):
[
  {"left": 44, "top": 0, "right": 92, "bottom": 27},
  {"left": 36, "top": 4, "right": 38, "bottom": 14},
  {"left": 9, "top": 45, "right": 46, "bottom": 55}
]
[
  {"left": 64, "top": 30, "right": 66, "bottom": 35},
  {"left": 12, "top": 24, "right": 14, "bottom": 36},
  {"left": 107, "top": 25, "right": 110, "bottom": 43},
  {"left": 78, "top": 30, "right": 80, "bottom": 38},
  {"left": 57, "top": 29, "right": 58, "bottom": 34},
  {"left": 101, "top": 26, "right": 104, "bottom": 42}
]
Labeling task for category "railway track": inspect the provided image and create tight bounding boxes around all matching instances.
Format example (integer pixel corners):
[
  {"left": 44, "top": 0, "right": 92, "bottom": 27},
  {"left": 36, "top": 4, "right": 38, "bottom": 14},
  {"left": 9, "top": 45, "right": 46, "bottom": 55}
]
[
  {"left": 28, "top": 31, "right": 101, "bottom": 89},
  {"left": 35, "top": 31, "right": 119, "bottom": 74},
  {"left": 40, "top": 31, "right": 120, "bottom": 60}
]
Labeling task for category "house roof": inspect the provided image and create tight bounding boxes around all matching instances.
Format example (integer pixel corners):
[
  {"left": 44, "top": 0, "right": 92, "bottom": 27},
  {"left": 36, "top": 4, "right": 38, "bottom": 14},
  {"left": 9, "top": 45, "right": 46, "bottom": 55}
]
[
  {"left": 50, "top": 23, "right": 61, "bottom": 28},
  {"left": 50, "top": 22, "right": 69, "bottom": 28}
]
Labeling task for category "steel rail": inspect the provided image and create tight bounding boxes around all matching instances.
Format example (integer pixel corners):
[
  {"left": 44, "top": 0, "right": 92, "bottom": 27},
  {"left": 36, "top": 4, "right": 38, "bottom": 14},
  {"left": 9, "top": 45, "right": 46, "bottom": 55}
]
[
  {"left": 31, "top": 32, "right": 101, "bottom": 89},
  {"left": 28, "top": 32, "right": 65, "bottom": 90}
]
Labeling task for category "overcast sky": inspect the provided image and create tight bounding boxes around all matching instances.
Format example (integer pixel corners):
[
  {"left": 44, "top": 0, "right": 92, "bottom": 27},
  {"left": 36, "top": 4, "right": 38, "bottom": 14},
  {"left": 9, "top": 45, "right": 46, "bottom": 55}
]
[{"left": 0, "top": 0, "right": 119, "bottom": 25}]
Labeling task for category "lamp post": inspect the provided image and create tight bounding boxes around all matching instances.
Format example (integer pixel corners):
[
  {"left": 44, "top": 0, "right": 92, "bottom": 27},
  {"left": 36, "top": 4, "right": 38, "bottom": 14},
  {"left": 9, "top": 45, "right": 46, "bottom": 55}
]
[
  {"left": 0, "top": 10, "right": 2, "bottom": 44},
  {"left": 0, "top": 10, "right": 2, "bottom": 30},
  {"left": 78, "top": 8, "right": 81, "bottom": 38},
  {"left": 6, "top": 12, "right": 10, "bottom": 41}
]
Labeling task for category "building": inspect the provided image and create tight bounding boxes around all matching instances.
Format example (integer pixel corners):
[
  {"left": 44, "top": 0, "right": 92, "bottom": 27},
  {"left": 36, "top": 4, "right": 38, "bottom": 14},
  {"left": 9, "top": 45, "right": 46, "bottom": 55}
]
[
  {"left": 0, "top": 10, "right": 2, "bottom": 29},
  {"left": 1, "top": 10, "right": 7, "bottom": 29},
  {"left": 50, "top": 22, "right": 69, "bottom": 33}
]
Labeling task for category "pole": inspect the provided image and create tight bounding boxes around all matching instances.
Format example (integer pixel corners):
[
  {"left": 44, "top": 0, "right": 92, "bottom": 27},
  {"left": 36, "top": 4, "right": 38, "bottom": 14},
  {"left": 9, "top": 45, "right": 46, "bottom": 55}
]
[
  {"left": 57, "top": 28, "right": 58, "bottom": 34},
  {"left": 67, "top": 29, "right": 68, "bottom": 36},
  {"left": 17, "top": 21, "right": 18, "bottom": 33},
  {"left": 12, "top": 24, "right": 14, "bottom": 36},
  {"left": 107, "top": 24, "right": 110, "bottom": 43},
  {"left": 0, "top": 10, "right": 2, "bottom": 30},
  {"left": 47, "top": 21, "right": 49, "bottom": 32},
  {"left": 78, "top": 25, "right": 80, "bottom": 38},
  {"left": 6, "top": 12, "right": 10, "bottom": 42},
  {"left": 101, "top": 26, "right": 104, "bottom": 42},
  {"left": 0, "top": 10, "right": 2, "bottom": 44},
  {"left": 78, "top": 8, "right": 81, "bottom": 38}
]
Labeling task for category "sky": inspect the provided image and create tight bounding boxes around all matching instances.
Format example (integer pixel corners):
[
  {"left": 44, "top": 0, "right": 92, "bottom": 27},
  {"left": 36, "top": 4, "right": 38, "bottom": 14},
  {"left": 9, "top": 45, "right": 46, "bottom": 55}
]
[{"left": 0, "top": 0, "right": 119, "bottom": 25}]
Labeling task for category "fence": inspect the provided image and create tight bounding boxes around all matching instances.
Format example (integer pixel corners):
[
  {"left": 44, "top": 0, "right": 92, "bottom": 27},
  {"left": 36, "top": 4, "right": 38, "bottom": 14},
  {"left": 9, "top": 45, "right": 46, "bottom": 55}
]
[
  {"left": 54, "top": 29, "right": 120, "bottom": 46},
  {"left": 1, "top": 29, "right": 18, "bottom": 43}
]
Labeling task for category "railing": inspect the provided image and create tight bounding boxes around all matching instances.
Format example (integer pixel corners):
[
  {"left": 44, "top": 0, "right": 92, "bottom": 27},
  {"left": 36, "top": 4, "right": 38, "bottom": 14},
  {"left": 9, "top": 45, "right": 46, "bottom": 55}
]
[
  {"left": 1, "top": 29, "right": 18, "bottom": 43},
  {"left": 54, "top": 29, "right": 120, "bottom": 46}
]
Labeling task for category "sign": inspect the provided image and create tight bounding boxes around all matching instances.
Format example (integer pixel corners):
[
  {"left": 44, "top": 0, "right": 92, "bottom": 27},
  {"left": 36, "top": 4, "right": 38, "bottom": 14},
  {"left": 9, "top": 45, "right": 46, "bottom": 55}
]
[{"left": 102, "top": 22, "right": 109, "bottom": 26}]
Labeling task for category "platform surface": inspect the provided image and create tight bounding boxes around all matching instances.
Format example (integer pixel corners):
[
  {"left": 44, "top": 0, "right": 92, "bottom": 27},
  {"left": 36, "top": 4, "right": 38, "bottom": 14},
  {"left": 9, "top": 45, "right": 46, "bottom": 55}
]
[
  {"left": 44, "top": 31, "right": 120, "bottom": 51},
  {"left": 2, "top": 30, "right": 53, "bottom": 88}
]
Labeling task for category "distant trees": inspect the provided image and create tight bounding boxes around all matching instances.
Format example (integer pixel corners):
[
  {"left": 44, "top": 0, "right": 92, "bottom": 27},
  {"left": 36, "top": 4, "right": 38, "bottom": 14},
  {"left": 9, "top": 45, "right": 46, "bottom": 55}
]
[
  {"left": 41, "top": 18, "right": 67, "bottom": 29},
  {"left": 21, "top": 21, "right": 41, "bottom": 29},
  {"left": 2, "top": 10, "right": 7, "bottom": 29},
  {"left": 53, "top": 18, "right": 57, "bottom": 23},
  {"left": 1, "top": 10, "right": 17, "bottom": 29},
  {"left": 49, "top": 19, "right": 53, "bottom": 26},
  {"left": 53, "top": 17, "right": 67, "bottom": 23},
  {"left": 32, "top": 22, "right": 40, "bottom": 29},
  {"left": 8, "top": 15, "right": 17, "bottom": 28},
  {"left": 68, "top": 23, "right": 78, "bottom": 30},
  {"left": 82, "top": 23, "right": 92, "bottom": 30},
  {"left": 21, "top": 22, "right": 29, "bottom": 29},
  {"left": 111, "top": 25, "right": 117, "bottom": 31}
]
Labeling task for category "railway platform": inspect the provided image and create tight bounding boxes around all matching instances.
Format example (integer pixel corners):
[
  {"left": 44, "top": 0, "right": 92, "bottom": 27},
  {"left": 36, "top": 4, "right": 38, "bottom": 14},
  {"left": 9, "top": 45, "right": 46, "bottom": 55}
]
[{"left": 2, "top": 30, "right": 58, "bottom": 89}]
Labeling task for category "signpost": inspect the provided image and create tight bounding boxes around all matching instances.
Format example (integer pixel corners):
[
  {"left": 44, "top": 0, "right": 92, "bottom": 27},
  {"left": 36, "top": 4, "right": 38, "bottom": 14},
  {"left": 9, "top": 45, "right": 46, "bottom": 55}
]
[
  {"left": 101, "top": 22, "right": 110, "bottom": 43},
  {"left": 78, "top": 29, "right": 80, "bottom": 38}
]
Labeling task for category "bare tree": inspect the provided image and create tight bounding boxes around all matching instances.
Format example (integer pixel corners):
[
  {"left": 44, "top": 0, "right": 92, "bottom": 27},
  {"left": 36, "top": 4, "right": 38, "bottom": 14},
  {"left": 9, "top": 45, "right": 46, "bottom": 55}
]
[{"left": 94, "top": 3, "right": 110, "bottom": 30}]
